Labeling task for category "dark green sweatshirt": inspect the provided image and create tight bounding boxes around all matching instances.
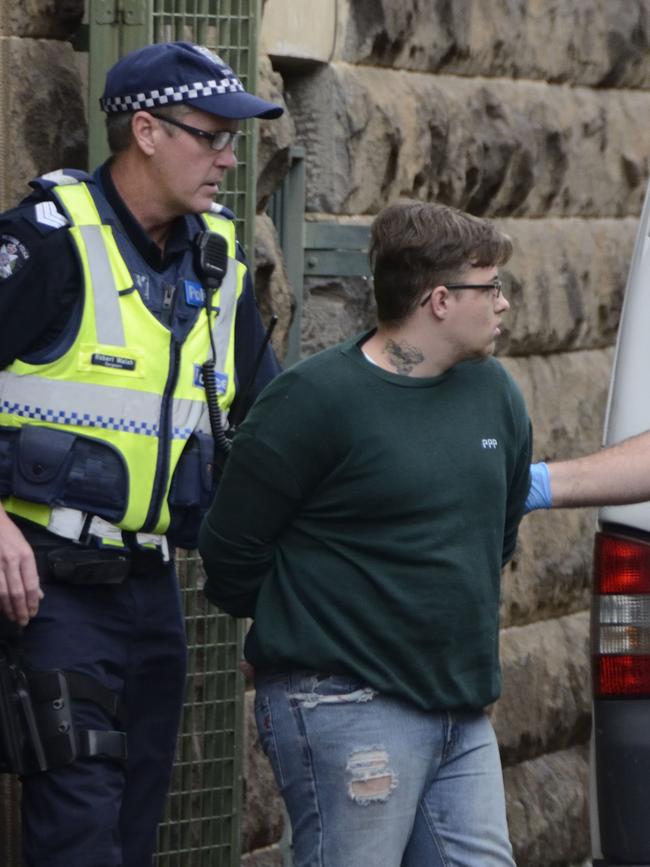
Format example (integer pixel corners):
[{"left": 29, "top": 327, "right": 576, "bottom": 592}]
[{"left": 200, "top": 334, "right": 532, "bottom": 711}]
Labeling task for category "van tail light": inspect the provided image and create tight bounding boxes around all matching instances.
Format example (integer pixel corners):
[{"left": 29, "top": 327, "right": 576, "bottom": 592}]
[{"left": 593, "top": 531, "right": 650, "bottom": 698}]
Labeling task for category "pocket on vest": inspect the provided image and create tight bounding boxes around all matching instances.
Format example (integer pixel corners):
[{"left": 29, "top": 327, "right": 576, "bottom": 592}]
[
  {"left": 167, "top": 432, "right": 216, "bottom": 548},
  {"left": 0, "top": 425, "right": 128, "bottom": 522}
]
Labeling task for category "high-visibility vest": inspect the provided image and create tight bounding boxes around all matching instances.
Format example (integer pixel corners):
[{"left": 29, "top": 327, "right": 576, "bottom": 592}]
[{"left": 0, "top": 179, "right": 244, "bottom": 539}]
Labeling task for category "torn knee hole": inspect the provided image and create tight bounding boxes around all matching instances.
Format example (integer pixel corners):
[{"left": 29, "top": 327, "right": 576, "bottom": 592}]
[
  {"left": 346, "top": 747, "right": 398, "bottom": 805},
  {"left": 349, "top": 774, "right": 395, "bottom": 800}
]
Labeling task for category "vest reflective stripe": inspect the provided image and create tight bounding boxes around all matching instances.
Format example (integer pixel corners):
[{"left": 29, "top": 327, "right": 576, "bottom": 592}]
[
  {"left": 0, "top": 372, "right": 165, "bottom": 438},
  {"left": 0, "top": 180, "right": 243, "bottom": 535},
  {"left": 78, "top": 225, "right": 125, "bottom": 347},
  {"left": 211, "top": 259, "right": 238, "bottom": 404}
]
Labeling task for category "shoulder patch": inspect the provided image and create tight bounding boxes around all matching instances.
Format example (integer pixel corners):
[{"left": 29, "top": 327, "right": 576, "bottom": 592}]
[
  {"left": 34, "top": 201, "right": 69, "bottom": 230},
  {"left": 0, "top": 235, "right": 30, "bottom": 280}
]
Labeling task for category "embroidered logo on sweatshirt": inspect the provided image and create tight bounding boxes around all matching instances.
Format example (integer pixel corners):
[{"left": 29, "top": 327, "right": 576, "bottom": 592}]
[{"left": 482, "top": 438, "right": 498, "bottom": 449}]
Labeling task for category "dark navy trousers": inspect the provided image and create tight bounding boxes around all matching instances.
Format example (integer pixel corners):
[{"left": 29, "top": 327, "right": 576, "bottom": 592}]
[{"left": 18, "top": 535, "right": 187, "bottom": 867}]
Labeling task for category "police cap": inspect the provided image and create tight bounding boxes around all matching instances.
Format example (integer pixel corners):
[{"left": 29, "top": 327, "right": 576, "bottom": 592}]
[{"left": 100, "top": 41, "right": 283, "bottom": 120}]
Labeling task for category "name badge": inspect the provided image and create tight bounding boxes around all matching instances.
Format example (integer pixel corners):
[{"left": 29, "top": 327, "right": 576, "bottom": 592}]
[{"left": 91, "top": 352, "right": 136, "bottom": 371}]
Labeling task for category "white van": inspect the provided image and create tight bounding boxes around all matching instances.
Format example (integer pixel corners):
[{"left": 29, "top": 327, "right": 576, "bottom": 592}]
[{"left": 590, "top": 179, "right": 650, "bottom": 866}]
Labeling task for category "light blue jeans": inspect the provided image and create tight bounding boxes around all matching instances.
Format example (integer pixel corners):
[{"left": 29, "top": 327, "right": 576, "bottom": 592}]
[{"left": 254, "top": 670, "right": 515, "bottom": 867}]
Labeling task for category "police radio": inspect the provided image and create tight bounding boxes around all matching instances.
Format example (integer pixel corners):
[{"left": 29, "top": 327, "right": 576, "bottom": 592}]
[
  {"left": 193, "top": 229, "right": 279, "bottom": 455},
  {"left": 194, "top": 231, "right": 231, "bottom": 456}
]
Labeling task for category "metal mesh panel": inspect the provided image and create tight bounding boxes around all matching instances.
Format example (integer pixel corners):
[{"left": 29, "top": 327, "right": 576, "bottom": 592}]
[
  {"left": 150, "top": 8, "right": 258, "bottom": 858},
  {"left": 151, "top": 0, "right": 259, "bottom": 254},
  {"left": 155, "top": 552, "right": 245, "bottom": 866}
]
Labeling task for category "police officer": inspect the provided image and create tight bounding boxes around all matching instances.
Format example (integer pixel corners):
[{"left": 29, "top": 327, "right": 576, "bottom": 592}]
[{"left": 0, "top": 41, "right": 283, "bottom": 866}]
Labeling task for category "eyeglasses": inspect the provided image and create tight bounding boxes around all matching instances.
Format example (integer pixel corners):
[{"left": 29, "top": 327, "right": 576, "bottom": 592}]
[
  {"left": 149, "top": 113, "right": 242, "bottom": 152},
  {"left": 420, "top": 278, "right": 503, "bottom": 307}
]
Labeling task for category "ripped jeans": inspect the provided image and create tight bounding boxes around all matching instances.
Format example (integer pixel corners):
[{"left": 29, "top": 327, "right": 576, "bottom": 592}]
[{"left": 254, "top": 670, "right": 515, "bottom": 867}]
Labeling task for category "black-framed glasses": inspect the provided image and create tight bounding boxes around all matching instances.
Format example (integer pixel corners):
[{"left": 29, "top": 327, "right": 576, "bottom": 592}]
[
  {"left": 149, "top": 112, "right": 242, "bottom": 152},
  {"left": 420, "top": 278, "right": 503, "bottom": 307}
]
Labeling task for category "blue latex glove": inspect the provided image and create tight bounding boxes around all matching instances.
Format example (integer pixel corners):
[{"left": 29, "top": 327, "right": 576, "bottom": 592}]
[{"left": 524, "top": 462, "right": 552, "bottom": 513}]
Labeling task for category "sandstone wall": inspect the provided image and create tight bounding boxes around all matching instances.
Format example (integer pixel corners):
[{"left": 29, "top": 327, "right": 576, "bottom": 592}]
[
  {"left": 241, "top": 1, "right": 650, "bottom": 865},
  {"left": 0, "top": 1, "right": 643, "bottom": 866}
]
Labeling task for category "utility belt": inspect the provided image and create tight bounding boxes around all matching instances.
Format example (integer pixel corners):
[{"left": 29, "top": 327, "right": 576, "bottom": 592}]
[
  {"left": 48, "top": 507, "right": 170, "bottom": 563},
  {"left": 0, "top": 635, "right": 127, "bottom": 776},
  {"left": 9, "top": 506, "right": 171, "bottom": 587},
  {"left": 0, "top": 424, "right": 216, "bottom": 550}
]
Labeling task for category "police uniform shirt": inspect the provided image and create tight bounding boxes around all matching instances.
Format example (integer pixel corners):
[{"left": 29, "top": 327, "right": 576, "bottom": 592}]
[{"left": 0, "top": 163, "right": 280, "bottom": 410}]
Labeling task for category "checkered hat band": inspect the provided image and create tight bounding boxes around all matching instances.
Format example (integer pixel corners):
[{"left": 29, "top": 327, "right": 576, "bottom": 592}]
[{"left": 101, "top": 77, "right": 245, "bottom": 112}]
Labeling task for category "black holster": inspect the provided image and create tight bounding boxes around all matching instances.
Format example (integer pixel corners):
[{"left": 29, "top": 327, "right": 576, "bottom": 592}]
[{"left": 0, "top": 639, "right": 127, "bottom": 775}]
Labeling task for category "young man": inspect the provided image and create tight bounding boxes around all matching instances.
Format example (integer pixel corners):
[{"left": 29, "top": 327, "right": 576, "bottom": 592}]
[
  {"left": 0, "top": 41, "right": 283, "bottom": 866},
  {"left": 200, "top": 200, "right": 532, "bottom": 866}
]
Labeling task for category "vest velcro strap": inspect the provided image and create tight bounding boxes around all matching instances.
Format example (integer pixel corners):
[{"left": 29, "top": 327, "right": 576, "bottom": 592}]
[
  {"left": 27, "top": 669, "right": 125, "bottom": 726},
  {"left": 78, "top": 729, "right": 127, "bottom": 764},
  {"left": 63, "top": 672, "right": 126, "bottom": 726}
]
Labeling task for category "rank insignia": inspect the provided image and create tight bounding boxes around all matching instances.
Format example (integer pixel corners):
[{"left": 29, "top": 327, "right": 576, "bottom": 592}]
[{"left": 0, "top": 235, "right": 30, "bottom": 280}]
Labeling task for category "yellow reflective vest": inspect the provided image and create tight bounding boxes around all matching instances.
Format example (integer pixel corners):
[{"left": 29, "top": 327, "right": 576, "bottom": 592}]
[{"left": 0, "top": 179, "right": 244, "bottom": 541}]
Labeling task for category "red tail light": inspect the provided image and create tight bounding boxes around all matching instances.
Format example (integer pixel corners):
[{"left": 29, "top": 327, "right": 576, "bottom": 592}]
[{"left": 593, "top": 532, "right": 650, "bottom": 698}]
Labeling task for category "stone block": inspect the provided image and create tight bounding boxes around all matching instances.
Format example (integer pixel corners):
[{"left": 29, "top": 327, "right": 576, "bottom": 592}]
[
  {"left": 256, "top": 55, "right": 295, "bottom": 211},
  {"left": 241, "top": 845, "right": 284, "bottom": 867},
  {"left": 499, "top": 350, "right": 612, "bottom": 626},
  {"left": 502, "top": 349, "right": 614, "bottom": 461},
  {"left": 496, "top": 217, "right": 632, "bottom": 356},
  {"left": 493, "top": 612, "right": 591, "bottom": 766},
  {"left": 0, "top": 37, "right": 86, "bottom": 210},
  {"left": 338, "top": 0, "right": 650, "bottom": 89},
  {"left": 241, "top": 690, "right": 285, "bottom": 854},
  {"left": 502, "top": 507, "right": 596, "bottom": 628},
  {"left": 286, "top": 63, "right": 650, "bottom": 218},
  {"left": 262, "top": 0, "right": 337, "bottom": 68},
  {"left": 1, "top": 0, "right": 83, "bottom": 39},
  {"left": 254, "top": 213, "right": 296, "bottom": 362},
  {"left": 300, "top": 274, "right": 375, "bottom": 359},
  {"left": 504, "top": 745, "right": 590, "bottom": 867}
]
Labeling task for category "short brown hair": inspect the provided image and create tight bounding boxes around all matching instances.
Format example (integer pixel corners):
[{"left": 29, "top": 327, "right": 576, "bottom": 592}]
[
  {"left": 105, "top": 103, "right": 193, "bottom": 155},
  {"left": 369, "top": 200, "right": 513, "bottom": 323}
]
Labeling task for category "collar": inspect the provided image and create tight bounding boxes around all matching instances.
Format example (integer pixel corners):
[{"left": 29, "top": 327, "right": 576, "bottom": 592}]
[{"left": 96, "top": 161, "right": 194, "bottom": 271}]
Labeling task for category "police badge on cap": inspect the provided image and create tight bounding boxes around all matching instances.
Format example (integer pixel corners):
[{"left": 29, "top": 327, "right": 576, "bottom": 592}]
[{"left": 100, "top": 41, "right": 284, "bottom": 120}]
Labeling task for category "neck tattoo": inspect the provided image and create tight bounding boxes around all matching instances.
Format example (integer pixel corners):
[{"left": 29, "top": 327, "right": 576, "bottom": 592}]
[{"left": 382, "top": 339, "right": 425, "bottom": 375}]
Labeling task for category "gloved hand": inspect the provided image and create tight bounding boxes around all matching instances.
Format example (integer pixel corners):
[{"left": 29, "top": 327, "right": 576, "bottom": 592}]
[{"left": 524, "top": 461, "right": 552, "bottom": 514}]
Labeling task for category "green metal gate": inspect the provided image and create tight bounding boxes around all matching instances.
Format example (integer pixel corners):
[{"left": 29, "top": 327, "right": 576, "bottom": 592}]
[
  {"left": 156, "top": 552, "right": 245, "bottom": 866},
  {"left": 91, "top": 2, "right": 258, "bottom": 862},
  {"left": 88, "top": 3, "right": 260, "bottom": 863}
]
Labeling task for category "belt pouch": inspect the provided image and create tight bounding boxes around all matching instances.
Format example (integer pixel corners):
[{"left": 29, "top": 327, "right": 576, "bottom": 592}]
[
  {"left": 46, "top": 548, "right": 131, "bottom": 585},
  {"left": 12, "top": 426, "right": 76, "bottom": 504}
]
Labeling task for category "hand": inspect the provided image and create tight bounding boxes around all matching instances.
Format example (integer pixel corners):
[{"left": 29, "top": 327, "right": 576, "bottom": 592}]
[
  {"left": 239, "top": 660, "right": 256, "bottom": 682},
  {"left": 0, "top": 507, "right": 42, "bottom": 625},
  {"left": 524, "top": 462, "right": 553, "bottom": 514}
]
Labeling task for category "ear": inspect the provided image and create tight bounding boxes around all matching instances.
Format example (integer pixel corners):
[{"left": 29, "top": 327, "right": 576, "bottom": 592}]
[
  {"left": 130, "top": 111, "right": 158, "bottom": 156},
  {"left": 429, "top": 285, "right": 451, "bottom": 320}
]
